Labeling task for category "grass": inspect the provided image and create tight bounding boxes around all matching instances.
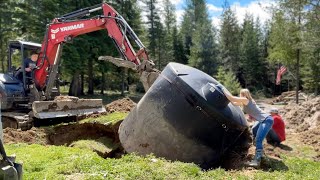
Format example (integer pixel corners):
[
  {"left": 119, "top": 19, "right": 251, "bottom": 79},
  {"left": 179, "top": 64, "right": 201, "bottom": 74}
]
[
  {"left": 4, "top": 99, "right": 320, "bottom": 179},
  {"left": 5, "top": 143, "right": 320, "bottom": 180},
  {"left": 81, "top": 112, "right": 128, "bottom": 124},
  {"left": 70, "top": 137, "right": 119, "bottom": 155}
]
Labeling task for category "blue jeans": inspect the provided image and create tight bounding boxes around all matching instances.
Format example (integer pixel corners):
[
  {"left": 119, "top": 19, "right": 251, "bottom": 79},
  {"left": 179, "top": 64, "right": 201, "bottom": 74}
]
[{"left": 251, "top": 116, "right": 274, "bottom": 150}]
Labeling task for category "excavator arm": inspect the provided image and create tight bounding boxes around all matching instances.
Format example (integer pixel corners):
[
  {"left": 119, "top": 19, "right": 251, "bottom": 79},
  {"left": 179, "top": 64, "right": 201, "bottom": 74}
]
[
  {"left": 34, "top": 3, "right": 158, "bottom": 99},
  {"left": 30, "top": 3, "right": 159, "bottom": 120}
]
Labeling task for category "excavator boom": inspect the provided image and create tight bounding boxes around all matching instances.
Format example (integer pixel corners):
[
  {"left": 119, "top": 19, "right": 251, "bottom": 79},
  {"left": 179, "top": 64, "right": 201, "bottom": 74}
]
[{"left": 29, "top": 3, "right": 158, "bottom": 119}]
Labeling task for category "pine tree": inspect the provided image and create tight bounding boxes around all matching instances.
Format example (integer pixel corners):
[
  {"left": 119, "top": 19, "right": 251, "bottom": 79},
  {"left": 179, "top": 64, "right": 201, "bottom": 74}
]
[
  {"left": 141, "top": 0, "right": 161, "bottom": 58},
  {"left": 219, "top": 4, "right": 241, "bottom": 76},
  {"left": 172, "top": 25, "right": 187, "bottom": 64},
  {"left": 268, "top": 0, "right": 309, "bottom": 103},
  {"left": 0, "top": 0, "right": 19, "bottom": 72},
  {"left": 240, "top": 14, "right": 266, "bottom": 89},
  {"left": 216, "top": 66, "right": 241, "bottom": 95},
  {"left": 180, "top": 0, "right": 196, "bottom": 59},
  {"left": 161, "top": 0, "right": 176, "bottom": 67},
  {"left": 301, "top": 1, "right": 320, "bottom": 94},
  {"left": 187, "top": 0, "right": 219, "bottom": 75}
]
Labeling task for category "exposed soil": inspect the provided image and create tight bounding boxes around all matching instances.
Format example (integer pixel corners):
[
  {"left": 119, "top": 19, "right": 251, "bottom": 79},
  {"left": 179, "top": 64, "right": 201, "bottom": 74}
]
[
  {"left": 84, "top": 97, "right": 136, "bottom": 119},
  {"left": 105, "top": 97, "right": 136, "bottom": 113},
  {"left": 4, "top": 122, "right": 121, "bottom": 144},
  {"left": 3, "top": 98, "right": 134, "bottom": 148},
  {"left": 279, "top": 97, "right": 320, "bottom": 156},
  {"left": 54, "top": 96, "right": 79, "bottom": 101},
  {"left": 3, "top": 127, "right": 47, "bottom": 145}
]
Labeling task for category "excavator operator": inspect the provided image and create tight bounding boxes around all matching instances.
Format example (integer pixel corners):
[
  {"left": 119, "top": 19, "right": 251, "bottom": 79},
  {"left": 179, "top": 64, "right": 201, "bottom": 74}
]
[
  {"left": 15, "top": 50, "right": 39, "bottom": 83},
  {"left": 24, "top": 50, "right": 39, "bottom": 78}
]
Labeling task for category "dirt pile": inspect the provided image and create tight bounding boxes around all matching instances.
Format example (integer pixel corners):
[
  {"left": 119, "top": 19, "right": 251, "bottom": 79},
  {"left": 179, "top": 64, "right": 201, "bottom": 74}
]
[
  {"left": 54, "top": 96, "right": 79, "bottom": 101},
  {"left": 84, "top": 97, "right": 136, "bottom": 119},
  {"left": 105, "top": 97, "right": 136, "bottom": 113},
  {"left": 273, "top": 91, "right": 308, "bottom": 103},
  {"left": 3, "top": 127, "right": 47, "bottom": 145},
  {"left": 300, "top": 126, "right": 320, "bottom": 152},
  {"left": 280, "top": 96, "right": 320, "bottom": 132},
  {"left": 280, "top": 96, "right": 320, "bottom": 154}
]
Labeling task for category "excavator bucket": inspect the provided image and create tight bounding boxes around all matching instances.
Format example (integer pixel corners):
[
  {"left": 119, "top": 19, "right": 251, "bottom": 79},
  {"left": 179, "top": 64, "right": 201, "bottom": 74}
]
[
  {"left": 0, "top": 139, "right": 23, "bottom": 180},
  {"left": 32, "top": 96, "right": 106, "bottom": 119},
  {"left": 98, "top": 56, "right": 160, "bottom": 92}
]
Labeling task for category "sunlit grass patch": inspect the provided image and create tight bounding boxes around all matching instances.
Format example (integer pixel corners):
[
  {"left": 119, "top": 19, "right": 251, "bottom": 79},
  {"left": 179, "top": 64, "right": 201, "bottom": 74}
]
[
  {"left": 5, "top": 143, "right": 320, "bottom": 180},
  {"left": 81, "top": 112, "right": 128, "bottom": 125},
  {"left": 70, "top": 137, "right": 119, "bottom": 157}
]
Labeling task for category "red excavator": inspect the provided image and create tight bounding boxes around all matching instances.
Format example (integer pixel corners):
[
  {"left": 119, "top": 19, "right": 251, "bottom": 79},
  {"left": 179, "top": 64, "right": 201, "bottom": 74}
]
[
  {"left": 1, "top": 3, "right": 159, "bottom": 130},
  {"left": 0, "top": 3, "right": 159, "bottom": 178}
]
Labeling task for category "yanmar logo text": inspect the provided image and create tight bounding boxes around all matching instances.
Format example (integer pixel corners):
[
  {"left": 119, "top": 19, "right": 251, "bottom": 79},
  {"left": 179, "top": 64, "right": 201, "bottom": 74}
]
[{"left": 51, "top": 23, "right": 85, "bottom": 34}]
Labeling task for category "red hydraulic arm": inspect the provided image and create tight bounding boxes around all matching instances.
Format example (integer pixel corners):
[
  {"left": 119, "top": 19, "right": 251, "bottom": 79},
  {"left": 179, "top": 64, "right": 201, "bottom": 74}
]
[{"left": 34, "top": 3, "right": 150, "bottom": 95}]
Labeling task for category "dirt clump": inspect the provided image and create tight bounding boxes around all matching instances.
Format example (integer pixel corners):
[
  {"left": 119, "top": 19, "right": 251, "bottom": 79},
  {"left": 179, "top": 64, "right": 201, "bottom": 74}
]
[
  {"left": 279, "top": 96, "right": 320, "bottom": 156},
  {"left": 300, "top": 125, "right": 320, "bottom": 153},
  {"left": 105, "top": 97, "right": 136, "bottom": 113},
  {"left": 280, "top": 97, "right": 320, "bottom": 132},
  {"left": 273, "top": 91, "right": 308, "bottom": 104},
  {"left": 3, "top": 127, "right": 47, "bottom": 145},
  {"left": 54, "top": 96, "right": 79, "bottom": 101}
]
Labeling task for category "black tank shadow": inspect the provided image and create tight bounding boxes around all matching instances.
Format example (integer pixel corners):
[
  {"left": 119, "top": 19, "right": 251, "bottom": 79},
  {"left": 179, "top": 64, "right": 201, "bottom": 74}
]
[
  {"left": 268, "top": 143, "right": 293, "bottom": 151},
  {"left": 277, "top": 144, "right": 293, "bottom": 151},
  {"left": 260, "top": 157, "right": 289, "bottom": 171}
]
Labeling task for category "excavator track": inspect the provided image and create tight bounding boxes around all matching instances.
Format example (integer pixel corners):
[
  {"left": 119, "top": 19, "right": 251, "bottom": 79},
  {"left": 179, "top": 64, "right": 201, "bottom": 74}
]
[{"left": 1, "top": 112, "right": 33, "bottom": 131}]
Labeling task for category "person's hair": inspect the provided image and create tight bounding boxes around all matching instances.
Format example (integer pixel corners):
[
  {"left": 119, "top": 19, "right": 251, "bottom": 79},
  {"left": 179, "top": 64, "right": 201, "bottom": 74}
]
[
  {"left": 31, "top": 49, "right": 40, "bottom": 55},
  {"left": 240, "top": 89, "right": 255, "bottom": 103}
]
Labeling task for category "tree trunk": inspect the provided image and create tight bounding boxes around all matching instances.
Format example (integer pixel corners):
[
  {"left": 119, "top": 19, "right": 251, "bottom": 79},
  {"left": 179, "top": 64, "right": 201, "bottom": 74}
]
[
  {"left": 69, "top": 71, "right": 81, "bottom": 96},
  {"left": 80, "top": 73, "right": 84, "bottom": 95},
  {"left": 296, "top": 48, "right": 300, "bottom": 104},
  {"left": 121, "top": 68, "right": 125, "bottom": 96},
  {"left": 101, "top": 71, "right": 105, "bottom": 95},
  {"left": 0, "top": 39, "right": 4, "bottom": 73},
  {"left": 88, "top": 57, "right": 94, "bottom": 95},
  {"left": 296, "top": 4, "right": 301, "bottom": 104}
]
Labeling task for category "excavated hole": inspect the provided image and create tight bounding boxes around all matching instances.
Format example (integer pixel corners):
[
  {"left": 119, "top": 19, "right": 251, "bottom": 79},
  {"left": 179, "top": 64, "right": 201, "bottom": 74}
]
[
  {"left": 47, "top": 122, "right": 125, "bottom": 158},
  {"left": 3, "top": 121, "right": 125, "bottom": 159}
]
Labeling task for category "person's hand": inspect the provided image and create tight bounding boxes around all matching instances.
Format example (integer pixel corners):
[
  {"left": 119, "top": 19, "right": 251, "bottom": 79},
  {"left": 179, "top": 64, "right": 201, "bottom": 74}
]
[{"left": 25, "top": 67, "right": 32, "bottom": 72}]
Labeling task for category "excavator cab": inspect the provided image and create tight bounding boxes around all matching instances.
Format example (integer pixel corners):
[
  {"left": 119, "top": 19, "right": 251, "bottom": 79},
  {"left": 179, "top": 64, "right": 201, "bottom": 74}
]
[
  {"left": 8, "top": 41, "right": 42, "bottom": 91},
  {"left": 0, "top": 41, "right": 41, "bottom": 111},
  {"left": 0, "top": 40, "right": 106, "bottom": 130}
]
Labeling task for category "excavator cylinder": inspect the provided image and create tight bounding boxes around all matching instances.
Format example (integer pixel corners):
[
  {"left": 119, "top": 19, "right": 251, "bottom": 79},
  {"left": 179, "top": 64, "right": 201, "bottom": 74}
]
[
  {"left": 32, "top": 96, "right": 105, "bottom": 119},
  {"left": 119, "top": 63, "right": 250, "bottom": 168}
]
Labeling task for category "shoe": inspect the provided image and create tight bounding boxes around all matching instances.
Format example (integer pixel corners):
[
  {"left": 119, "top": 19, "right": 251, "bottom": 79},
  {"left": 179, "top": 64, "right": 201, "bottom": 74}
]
[{"left": 245, "top": 150, "right": 263, "bottom": 168}]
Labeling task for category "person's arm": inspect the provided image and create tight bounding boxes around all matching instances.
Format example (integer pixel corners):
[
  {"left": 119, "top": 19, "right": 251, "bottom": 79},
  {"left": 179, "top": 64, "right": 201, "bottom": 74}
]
[
  {"left": 24, "top": 59, "right": 32, "bottom": 72},
  {"left": 218, "top": 85, "right": 249, "bottom": 106}
]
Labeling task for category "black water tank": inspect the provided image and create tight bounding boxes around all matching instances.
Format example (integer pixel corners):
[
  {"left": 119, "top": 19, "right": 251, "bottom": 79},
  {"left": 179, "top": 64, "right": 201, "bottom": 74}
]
[{"left": 119, "top": 63, "right": 249, "bottom": 167}]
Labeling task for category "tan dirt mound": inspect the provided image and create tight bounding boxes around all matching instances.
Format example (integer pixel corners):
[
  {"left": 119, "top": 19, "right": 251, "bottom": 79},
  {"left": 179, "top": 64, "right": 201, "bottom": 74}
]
[
  {"left": 105, "top": 97, "right": 136, "bottom": 113},
  {"left": 273, "top": 91, "right": 308, "bottom": 103},
  {"left": 300, "top": 125, "right": 320, "bottom": 153},
  {"left": 3, "top": 127, "right": 47, "bottom": 145},
  {"left": 280, "top": 96, "right": 320, "bottom": 132},
  {"left": 277, "top": 96, "right": 320, "bottom": 159}
]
